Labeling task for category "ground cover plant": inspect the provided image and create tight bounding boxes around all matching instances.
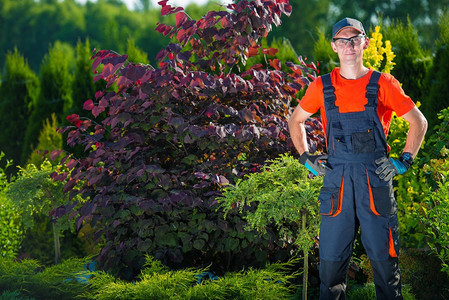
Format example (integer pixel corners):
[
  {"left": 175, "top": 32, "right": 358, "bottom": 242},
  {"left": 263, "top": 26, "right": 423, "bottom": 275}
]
[{"left": 51, "top": 0, "right": 323, "bottom": 279}]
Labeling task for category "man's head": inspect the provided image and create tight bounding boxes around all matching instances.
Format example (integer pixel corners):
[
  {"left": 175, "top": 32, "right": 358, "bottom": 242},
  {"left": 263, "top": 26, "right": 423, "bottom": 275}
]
[
  {"left": 332, "top": 17, "right": 366, "bottom": 40},
  {"left": 331, "top": 17, "right": 369, "bottom": 66}
]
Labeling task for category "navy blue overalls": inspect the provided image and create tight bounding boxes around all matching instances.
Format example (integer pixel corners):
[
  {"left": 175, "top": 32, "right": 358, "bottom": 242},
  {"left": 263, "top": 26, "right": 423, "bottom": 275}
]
[{"left": 318, "top": 71, "right": 402, "bottom": 299}]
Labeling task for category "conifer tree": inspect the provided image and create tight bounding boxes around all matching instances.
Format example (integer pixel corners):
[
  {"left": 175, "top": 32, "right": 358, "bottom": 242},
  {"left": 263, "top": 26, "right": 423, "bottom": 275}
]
[
  {"left": 126, "top": 37, "right": 150, "bottom": 65},
  {"left": 69, "top": 39, "right": 96, "bottom": 118},
  {"left": 0, "top": 48, "right": 39, "bottom": 166},
  {"left": 22, "top": 41, "right": 74, "bottom": 162},
  {"left": 423, "top": 12, "right": 449, "bottom": 130},
  {"left": 27, "top": 113, "right": 62, "bottom": 167}
]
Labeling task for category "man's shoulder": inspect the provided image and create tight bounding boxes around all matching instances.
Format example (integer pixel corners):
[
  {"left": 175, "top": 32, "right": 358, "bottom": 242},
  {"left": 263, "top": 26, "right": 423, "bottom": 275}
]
[{"left": 378, "top": 72, "right": 398, "bottom": 85}]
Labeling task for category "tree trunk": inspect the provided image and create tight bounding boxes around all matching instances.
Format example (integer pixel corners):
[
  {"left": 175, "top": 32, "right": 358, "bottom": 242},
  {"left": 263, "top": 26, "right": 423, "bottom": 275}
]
[{"left": 52, "top": 221, "right": 61, "bottom": 264}]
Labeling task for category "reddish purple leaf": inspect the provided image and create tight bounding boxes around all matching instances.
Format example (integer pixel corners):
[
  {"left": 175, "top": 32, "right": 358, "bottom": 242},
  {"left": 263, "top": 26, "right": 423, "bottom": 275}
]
[
  {"left": 83, "top": 99, "right": 94, "bottom": 111},
  {"left": 176, "top": 11, "right": 187, "bottom": 27}
]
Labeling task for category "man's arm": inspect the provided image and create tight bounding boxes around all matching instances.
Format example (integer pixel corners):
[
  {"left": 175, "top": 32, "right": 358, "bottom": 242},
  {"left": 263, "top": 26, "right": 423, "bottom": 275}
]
[
  {"left": 401, "top": 106, "right": 428, "bottom": 158},
  {"left": 288, "top": 105, "right": 314, "bottom": 156}
]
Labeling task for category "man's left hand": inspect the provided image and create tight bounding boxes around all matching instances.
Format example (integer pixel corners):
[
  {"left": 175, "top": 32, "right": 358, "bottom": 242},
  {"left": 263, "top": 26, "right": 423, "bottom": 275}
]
[{"left": 375, "top": 157, "right": 408, "bottom": 181}]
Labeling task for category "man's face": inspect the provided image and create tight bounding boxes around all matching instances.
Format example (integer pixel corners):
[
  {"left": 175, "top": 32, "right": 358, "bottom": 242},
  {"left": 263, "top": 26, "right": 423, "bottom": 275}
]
[{"left": 331, "top": 27, "right": 369, "bottom": 66}]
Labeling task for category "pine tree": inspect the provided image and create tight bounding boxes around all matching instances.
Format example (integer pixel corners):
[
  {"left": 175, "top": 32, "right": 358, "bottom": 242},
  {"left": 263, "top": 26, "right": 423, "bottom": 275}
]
[
  {"left": 69, "top": 38, "right": 96, "bottom": 118},
  {"left": 22, "top": 41, "right": 74, "bottom": 163},
  {"left": 0, "top": 48, "right": 39, "bottom": 167},
  {"left": 423, "top": 12, "right": 449, "bottom": 131},
  {"left": 126, "top": 37, "right": 150, "bottom": 65},
  {"left": 384, "top": 18, "right": 432, "bottom": 108},
  {"left": 27, "top": 113, "right": 62, "bottom": 166}
]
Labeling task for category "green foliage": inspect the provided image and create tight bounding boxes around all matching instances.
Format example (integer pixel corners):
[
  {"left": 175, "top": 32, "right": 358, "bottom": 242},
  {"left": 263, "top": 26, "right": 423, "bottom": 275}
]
[
  {"left": 421, "top": 109, "right": 449, "bottom": 274},
  {"left": 0, "top": 195, "right": 22, "bottom": 259},
  {"left": 0, "top": 257, "right": 90, "bottom": 299},
  {"left": 388, "top": 110, "right": 429, "bottom": 248},
  {"left": 422, "top": 11, "right": 449, "bottom": 130},
  {"left": 220, "top": 154, "right": 322, "bottom": 252},
  {"left": 0, "top": 48, "right": 39, "bottom": 167},
  {"left": 27, "top": 114, "right": 62, "bottom": 166},
  {"left": 69, "top": 38, "right": 97, "bottom": 118},
  {"left": 7, "top": 160, "right": 70, "bottom": 231},
  {"left": 347, "top": 282, "right": 415, "bottom": 300},
  {"left": 125, "top": 37, "right": 150, "bottom": 65},
  {"left": 86, "top": 255, "right": 297, "bottom": 300},
  {"left": 390, "top": 107, "right": 449, "bottom": 249},
  {"left": 6, "top": 159, "right": 85, "bottom": 265},
  {"left": 270, "top": 0, "right": 331, "bottom": 59},
  {"left": 22, "top": 41, "right": 74, "bottom": 163},
  {"left": 383, "top": 18, "right": 432, "bottom": 108},
  {"left": 0, "top": 153, "right": 23, "bottom": 259},
  {"left": 0, "top": 290, "right": 35, "bottom": 300},
  {"left": 313, "top": 28, "right": 338, "bottom": 75}
]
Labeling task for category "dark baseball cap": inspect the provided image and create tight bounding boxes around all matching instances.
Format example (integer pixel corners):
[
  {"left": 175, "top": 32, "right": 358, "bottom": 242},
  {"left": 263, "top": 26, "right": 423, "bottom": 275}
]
[{"left": 332, "top": 17, "right": 366, "bottom": 39}]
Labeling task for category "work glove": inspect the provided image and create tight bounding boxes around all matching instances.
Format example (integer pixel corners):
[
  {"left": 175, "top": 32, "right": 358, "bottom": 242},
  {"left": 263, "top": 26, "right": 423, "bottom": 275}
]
[
  {"left": 299, "top": 151, "right": 330, "bottom": 176},
  {"left": 375, "top": 153, "right": 413, "bottom": 181}
]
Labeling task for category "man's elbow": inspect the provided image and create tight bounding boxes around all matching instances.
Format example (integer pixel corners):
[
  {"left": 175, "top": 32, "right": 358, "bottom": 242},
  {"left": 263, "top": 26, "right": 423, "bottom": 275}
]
[{"left": 419, "top": 113, "right": 428, "bottom": 134}]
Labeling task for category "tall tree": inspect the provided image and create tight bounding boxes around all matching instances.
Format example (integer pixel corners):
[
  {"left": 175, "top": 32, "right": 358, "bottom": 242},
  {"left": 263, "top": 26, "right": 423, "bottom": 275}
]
[
  {"left": 270, "top": 0, "right": 331, "bottom": 59},
  {"left": 69, "top": 38, "right": 96, "bottom": 118},
  {"left": 0, "top": 48, "right": 39, "bottom": 167},
  {"left": 384, "top": 18, "right": 432, "bottom": 109},
  {"left": 22, "top": 41, "right": 74, "bottom": 163},
  {"left": 423, "top": 11, "right": 449, "bottom": 131}
]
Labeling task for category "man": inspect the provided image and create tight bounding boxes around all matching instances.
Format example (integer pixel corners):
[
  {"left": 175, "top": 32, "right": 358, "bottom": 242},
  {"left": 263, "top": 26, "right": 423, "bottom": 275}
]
[{"left": 288, "top": 18, "right": 427, "bottom": 299}]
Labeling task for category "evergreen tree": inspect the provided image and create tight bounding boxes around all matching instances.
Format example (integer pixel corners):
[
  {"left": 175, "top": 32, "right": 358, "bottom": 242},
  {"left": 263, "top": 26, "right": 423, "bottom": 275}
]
[
  {"left": 69, "top": 38, "right": 96, "bottom": 118},
  {"left": 126, "top": 37, "right": 150, "bottom": 64},
  {"left": 27, "top": 113, "right": 62, "bottom": 167},
  {"left": 383, "top": 18, "right": 432, "bottom": 108},
  {"left": 22, "top": 41, "right": 74, "bottom": 163},
  {"left": 0, "top": 48, "right": 39, "bottom": 166},
  {"left": 423, "top": 12, "right": 449, "bottom": 131}
]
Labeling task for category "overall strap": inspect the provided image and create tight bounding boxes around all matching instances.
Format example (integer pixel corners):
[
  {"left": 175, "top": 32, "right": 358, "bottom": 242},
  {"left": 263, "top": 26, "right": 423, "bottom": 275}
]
[
  {"left": 365, "top": 70, "right": 382, "bottom": 108},
  {"left": 322, "top": 73, "right": 337, "bottom": 111}
]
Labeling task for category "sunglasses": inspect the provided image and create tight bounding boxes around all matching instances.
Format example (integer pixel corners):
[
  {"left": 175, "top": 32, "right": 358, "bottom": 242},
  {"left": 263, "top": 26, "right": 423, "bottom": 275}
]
[{"left": 332, "top": 35, "right": 366, "bottom": 47}]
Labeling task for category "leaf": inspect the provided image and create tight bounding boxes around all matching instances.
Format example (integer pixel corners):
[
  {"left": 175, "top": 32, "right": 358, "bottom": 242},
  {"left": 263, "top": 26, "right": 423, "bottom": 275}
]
[
  {"left": 269, "top": 58, "right": 281, "bottom": 70},
  {"left": 175, "top": 11, "right": 187, "bottom": 27},
  {"left": 50, "top": 150, "right": 63, "bottom": 161},
  {"left": 262, "top": 47, "right": 278, "bottom": 56},
  {"left": 83, "top": 99, "right": 94, "bottom": 111}
]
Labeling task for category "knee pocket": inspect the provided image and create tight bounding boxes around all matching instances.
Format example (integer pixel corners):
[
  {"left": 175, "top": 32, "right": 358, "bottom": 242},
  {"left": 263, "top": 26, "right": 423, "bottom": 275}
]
[
  {"left": 319, "top": 187, "right": 340, "bottom": 216},
  {"left": 371, "top": 185, "right": 397, "bottom": 215}
]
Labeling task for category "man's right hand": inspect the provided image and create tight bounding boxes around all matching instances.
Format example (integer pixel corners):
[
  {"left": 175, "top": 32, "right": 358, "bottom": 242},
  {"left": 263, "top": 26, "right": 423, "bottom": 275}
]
[{"left": 299, "top": 151, "right": 330, "bottom": 176}]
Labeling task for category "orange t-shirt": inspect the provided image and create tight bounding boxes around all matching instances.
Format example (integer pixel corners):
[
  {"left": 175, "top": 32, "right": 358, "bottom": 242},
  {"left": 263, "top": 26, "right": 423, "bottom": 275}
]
[{"left": 299, "top": 68, "right": 415, "bottom": 142}]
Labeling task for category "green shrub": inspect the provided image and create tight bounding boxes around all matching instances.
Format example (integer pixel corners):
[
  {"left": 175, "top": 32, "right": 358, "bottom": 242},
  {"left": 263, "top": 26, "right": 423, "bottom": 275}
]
[
  {"left": 0, "top": 153, "right": 23, "bottom": 259},
  {"left": 387, "top": 106, "right": 429, "bottom": 248},
  {"left": 347, "top": 282, "right": 415, "bottom": 300},
  {"left": 220, "top": 154, "right": 322, "bottom": 252},
  {"left": 219, "top": 154, "right": 322, "bottom": 299},
  {"left": 0, "top": 257, "right": 90, "bottom": 299},
  {"left": 0, "top": 290, "right": 35, "bottom": 300},
  {"left": 86, "top": 255, "right": 297, "bottom": 300}
]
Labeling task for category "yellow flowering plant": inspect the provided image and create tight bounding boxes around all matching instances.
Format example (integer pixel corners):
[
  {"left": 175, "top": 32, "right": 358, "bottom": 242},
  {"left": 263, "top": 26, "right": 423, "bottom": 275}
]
[{"left": 363, "top": 25, "right": 396, "bottom": 74}]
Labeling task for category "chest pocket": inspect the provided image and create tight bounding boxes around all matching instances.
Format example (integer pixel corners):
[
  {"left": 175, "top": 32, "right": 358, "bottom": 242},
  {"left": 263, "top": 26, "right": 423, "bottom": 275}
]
[{"left": 352, "top": 129, "right": 376, "bottom": 153}]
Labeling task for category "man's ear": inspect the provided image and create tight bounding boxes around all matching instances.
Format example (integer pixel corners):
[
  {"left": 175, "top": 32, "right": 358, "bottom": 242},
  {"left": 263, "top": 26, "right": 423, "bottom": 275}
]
[
  {"left": 363, "top": 37, "right": 369, "bottom": 50},
  {"left": 331, "top": 42, "right": 338, "bottom": 53}
]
